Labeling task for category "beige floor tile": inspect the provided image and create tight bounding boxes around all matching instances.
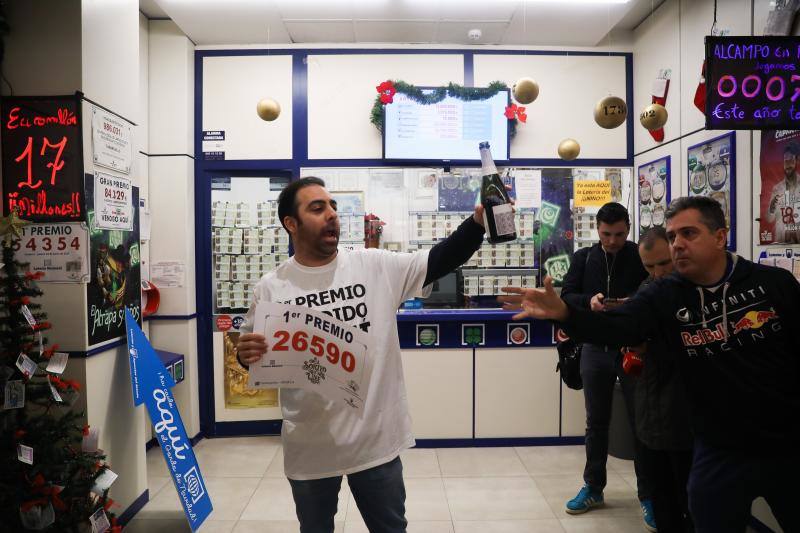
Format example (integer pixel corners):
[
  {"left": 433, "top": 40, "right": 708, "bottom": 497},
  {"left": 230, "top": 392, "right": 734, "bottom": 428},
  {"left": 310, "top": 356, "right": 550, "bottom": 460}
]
[
  {"left": 514, "top": 445, "right": 586, "bottom": 476},
  {"left": 532, "top": 472, "right": 640, "bottom": 518},
  {"left": 344, "top": 521, "right": 454, "bottom": 533},
  {"left": 264, "top": 446, "right": 286, "bottom": 478},
  {"left": 618, "top": 472, "right": 638, "bottom": 493},
  {"left": 124, "top": 518, "right": 235, "bottom": 532},
  {"left": 454, "top": 519, "right": 565, "bottom": 533},
  {"left": 148, "top": 475, "right": 171, "bottom": 497},
  {"left": 606, "top": 455, "right": 635, "bottom": 475},
  {"left": 146, "top": 447, "right": 170, "bottom": 478},
  {"left": 559, "top": 515, "right": 646, "bottom": 533},
  {"left": 193, "top": 436, "right": 279, "bottom": 478},
  {"left": 401, "top": 448, "right": 442, "bottom": 478},
  {"left": 240, "top": 477, "right": 350, "bottom": 522},
  {"left": 233, "top": 520, "right": 344, "bottom": 532},
  {"left": 437, "top": 447, "right": 528, "bottom": 477},
  {"left": 134, "top": 477, "right": 260, "bottom": 521},
  {"left": 346, "top": 477, "right": 451, "bottom": 523},
  {"left": 443, "top": 477, "right": 556, "bottom": 521}
]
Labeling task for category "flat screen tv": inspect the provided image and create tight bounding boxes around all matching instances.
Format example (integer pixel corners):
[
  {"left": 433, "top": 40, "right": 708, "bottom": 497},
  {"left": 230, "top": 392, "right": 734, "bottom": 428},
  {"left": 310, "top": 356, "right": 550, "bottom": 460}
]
[{"left": 383, "top": 87, "right": 510, "bottom": 162}]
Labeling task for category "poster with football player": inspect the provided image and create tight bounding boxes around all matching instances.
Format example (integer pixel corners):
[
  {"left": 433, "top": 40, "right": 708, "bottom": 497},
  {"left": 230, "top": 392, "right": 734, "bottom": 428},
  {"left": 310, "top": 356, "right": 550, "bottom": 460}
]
[{"left": 759, "top": 130, "right": 800, "bottom": 244}]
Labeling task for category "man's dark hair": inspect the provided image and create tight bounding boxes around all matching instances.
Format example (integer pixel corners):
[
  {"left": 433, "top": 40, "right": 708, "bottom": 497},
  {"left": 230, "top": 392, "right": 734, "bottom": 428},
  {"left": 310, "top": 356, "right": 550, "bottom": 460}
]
[
  {"left": 596, "top": 202, "right": 630, "bottom": 227},
  {"left": 277, "top": 176, "right": 326, "bottom": 230},
  {"left": 784, "top": 143, "right": 799, "bottom": 158},
  {"left": 639, "top": 226, "right": 668, "bottom": 251},
  {"left": 665, "top": 196, "right": 726, "bottom": 232}
]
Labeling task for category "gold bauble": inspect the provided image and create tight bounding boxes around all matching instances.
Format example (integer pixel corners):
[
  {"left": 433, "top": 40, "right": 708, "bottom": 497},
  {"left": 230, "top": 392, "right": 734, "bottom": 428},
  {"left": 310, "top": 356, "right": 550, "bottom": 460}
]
[
  {"left": 557, "top": 138, "right": 580, "bottom": 161},
  {"left": 256, "top": 98, "right": 281, "bottom": 121},
  {"left": 512, "top": 77, "right": 539, "bottom": 105},
  {"left": 639, "top": 103, "right": 668, "bottom": 131},
  {"left": 594, "top": 96, "right": 628, "bottom": 129}
]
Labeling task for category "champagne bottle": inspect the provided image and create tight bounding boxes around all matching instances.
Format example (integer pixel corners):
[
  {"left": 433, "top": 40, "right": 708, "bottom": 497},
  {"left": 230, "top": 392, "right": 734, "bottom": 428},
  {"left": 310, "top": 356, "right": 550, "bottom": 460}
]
[{"left": 479, "top": 141, "right": 516, "bottom": 244}]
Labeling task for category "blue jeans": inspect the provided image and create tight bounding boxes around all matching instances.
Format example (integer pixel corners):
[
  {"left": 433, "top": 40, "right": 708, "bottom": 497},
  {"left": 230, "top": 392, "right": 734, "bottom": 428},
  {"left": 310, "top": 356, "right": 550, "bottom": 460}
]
[
  {"left": 580, "top": 344, "right": 652, "bottom": 500},
  {"left": 688, "top": 440, "right": 798, "bottom": 533},
  {"left": 288, "top": 456, "right": 407, "bottom": 533}
]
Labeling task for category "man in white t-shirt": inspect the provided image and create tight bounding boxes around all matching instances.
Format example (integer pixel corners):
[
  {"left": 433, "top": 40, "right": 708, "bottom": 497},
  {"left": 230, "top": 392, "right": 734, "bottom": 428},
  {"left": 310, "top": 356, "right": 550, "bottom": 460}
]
[
  {"left": 765, "top": 143, "right": 800, "bottom": 243},
  {"left": 237, "top": 176, "right": 488, "bottom": 532}
]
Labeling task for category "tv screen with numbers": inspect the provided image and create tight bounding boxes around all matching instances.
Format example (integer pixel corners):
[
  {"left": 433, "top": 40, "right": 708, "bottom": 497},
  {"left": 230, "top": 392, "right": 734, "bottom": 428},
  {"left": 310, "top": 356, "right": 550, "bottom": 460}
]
[
  {"left": 705, "top": 35, "right": 800, "bottom": 130},
  {"left": 383, "top": 88, "right": 510, "bottom": 162}
]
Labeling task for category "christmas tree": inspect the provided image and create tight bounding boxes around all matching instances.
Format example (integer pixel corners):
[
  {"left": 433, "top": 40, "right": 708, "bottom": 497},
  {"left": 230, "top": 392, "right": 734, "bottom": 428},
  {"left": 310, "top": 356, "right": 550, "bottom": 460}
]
[{"left": 0, "top": 209, "right": 119, "bottom": 532}]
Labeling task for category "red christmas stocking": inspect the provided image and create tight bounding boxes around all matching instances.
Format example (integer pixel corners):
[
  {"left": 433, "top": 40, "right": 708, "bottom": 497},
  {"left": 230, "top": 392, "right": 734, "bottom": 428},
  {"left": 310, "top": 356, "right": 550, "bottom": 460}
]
[
  {"left": 650, "top": 75, "right": 670, "bottom": 143},
  {"left": 694, "top": 60, "right": 707, "bottom": 114}
]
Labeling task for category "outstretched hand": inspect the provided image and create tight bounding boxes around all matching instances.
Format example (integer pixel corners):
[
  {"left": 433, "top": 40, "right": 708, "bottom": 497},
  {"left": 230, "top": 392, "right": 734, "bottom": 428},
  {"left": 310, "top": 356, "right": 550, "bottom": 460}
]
[{"left": 498, "top": 276, "right": 569, "bottom": 322}]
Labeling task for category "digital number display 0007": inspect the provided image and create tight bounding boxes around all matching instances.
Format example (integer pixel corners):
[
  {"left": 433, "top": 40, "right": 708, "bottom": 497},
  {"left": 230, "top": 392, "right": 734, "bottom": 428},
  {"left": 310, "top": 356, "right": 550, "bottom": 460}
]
[{"left": 706, "top": 36, "right": 800, "bottom": 130}]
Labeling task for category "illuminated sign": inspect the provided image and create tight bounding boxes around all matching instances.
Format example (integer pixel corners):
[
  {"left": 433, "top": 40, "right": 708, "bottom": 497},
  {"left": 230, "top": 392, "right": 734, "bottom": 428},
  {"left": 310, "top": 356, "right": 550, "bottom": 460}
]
[
  {"left": 1, "top": 95, "right": 84, "bottom": 221},
  {"left": 706, "top": 36, "right": 800, "bottom": 130}
]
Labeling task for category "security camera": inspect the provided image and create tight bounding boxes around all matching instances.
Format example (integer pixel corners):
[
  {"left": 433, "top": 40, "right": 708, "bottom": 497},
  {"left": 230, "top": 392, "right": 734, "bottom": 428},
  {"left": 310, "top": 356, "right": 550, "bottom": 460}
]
[{"left": 468, "top": 28, "right": 482, "bottom": 41}]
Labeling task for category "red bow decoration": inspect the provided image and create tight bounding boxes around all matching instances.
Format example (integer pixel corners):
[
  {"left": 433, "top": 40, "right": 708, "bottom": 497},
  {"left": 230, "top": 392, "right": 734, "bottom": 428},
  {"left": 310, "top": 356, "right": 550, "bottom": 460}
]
[
  {"left": 42, "top": 344, "right": 60, "bottom": 359},
  {"left": 376, "top": 81, "right": 397, "bottom": 104},
  {"left": 83, "top": 424, "right": 91, "bottom": 436},
  {"left": 21, "top": 474, "right": 66, "bottom": 512},
  {"left": 504, "top": 104, "right": 527, "bottom": 123},
  {"left": 51, "top": 376, "right": 81, "bottom": 392},
  {"left": 25, "top": 271, "right": 45, "bottom": 281}
]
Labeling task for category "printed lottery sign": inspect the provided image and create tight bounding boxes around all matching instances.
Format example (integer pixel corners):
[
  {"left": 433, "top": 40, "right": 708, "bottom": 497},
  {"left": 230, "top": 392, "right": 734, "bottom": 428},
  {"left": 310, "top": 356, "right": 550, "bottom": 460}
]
[
  {"left": 94, "top": 171, "right": 132, "bottom": 231},
  {"left": 247, "top": 302, "right": 371, "bottom": 415}
]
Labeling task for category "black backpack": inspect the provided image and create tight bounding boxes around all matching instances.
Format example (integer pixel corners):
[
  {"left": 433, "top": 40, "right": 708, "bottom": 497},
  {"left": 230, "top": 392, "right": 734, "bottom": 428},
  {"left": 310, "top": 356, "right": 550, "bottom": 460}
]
[
  {"left": 553, "top": 250, "right": 589, "bottom": 390},
  {"left": 556, "top": 335, "right": 583, "bottom": 390}
]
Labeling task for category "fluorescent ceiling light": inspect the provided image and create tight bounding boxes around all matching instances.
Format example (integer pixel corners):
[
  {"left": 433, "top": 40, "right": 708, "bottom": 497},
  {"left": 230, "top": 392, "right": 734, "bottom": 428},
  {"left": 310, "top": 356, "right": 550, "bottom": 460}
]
[{"left": 528, "top": 0, "right": 630, "bottom": 3}]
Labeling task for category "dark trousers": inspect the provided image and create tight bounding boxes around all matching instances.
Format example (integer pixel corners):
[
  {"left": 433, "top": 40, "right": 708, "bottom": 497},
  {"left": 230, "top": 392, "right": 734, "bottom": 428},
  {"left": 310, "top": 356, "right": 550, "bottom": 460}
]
[
  {"left": 688, "top": 440, "right": 799, "bottom": 533},
  {"left": 288, "top": 456, "right": 407, "bottom": 533},
  {"left": 640, "top": 445, "right": 694, "bottom": 533},
  {"left": 580, "top": 344, "right": 652, "bottom": 500}
]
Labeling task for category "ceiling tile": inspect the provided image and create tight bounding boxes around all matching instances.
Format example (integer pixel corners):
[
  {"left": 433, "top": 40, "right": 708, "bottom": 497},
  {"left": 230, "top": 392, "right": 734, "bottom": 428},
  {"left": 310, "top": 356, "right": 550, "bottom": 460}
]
[
  {"left": 284, "top": 20, "right": 356, "bottom": 43},
  {"left": 355, "top": 20, "right": 437, "bottom": 43},
  {"left": 435, "top": 21, "right": 509, "bottom": 45}
]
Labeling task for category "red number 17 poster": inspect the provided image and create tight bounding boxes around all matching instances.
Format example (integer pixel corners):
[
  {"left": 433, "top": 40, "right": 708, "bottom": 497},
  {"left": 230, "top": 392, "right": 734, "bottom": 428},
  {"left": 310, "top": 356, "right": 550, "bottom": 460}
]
[
  {"left": 759, "top": 130, "right": 800, "bottom": 244},
  {"left": 1, "top": 95, "right": 84, "bottom": 222}
]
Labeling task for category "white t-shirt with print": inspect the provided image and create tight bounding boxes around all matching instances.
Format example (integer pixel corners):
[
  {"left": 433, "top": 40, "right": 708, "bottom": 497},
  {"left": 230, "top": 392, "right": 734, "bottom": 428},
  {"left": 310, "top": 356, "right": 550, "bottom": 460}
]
[{"left": 241, "top": 248, "right": 431, "bottom": 480}]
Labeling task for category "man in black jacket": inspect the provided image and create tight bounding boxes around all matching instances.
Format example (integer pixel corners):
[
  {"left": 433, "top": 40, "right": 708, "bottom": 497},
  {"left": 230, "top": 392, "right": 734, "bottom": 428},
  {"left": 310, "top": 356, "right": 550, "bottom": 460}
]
[
  {"left": 501, "top": 196, "right": 800, "bottom": 533},
  {"left": 559, "top": 202, "right": 655, "bottom": 529},
  {"left": 634, "top": 226, "right": 694, "bottom": 532}
]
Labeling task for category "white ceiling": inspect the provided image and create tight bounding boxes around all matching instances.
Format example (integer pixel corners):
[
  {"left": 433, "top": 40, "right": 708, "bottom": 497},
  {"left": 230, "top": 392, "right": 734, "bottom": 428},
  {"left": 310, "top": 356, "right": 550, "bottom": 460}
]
[{"left": 140, "top": 0, "right": 666, "bottom": 47}]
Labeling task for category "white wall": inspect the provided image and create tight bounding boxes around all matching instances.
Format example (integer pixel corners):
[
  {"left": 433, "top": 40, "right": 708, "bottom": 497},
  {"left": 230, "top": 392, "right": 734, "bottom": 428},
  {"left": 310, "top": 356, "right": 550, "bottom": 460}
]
[
  {"left": 474, "top": 54, "right": 629, "bottom": 160},
  {"left": 633, "top": 0, "right": 754, "bottom": 258},
  {"left": 149, "top": 20, "right": 195, "bottom": 156},
  {"left": 202, "top": 55, "right": 293, "bottom": 160},
  {"left": 202, "top": 49, "right": 632, "bottom": 162},
  {"left": 81, "top": 0, "right": 139, "bottom": 121},
  {"left": 307, "top": 54, "right": 465, "bottom": 160},
  {"left": 147, "top": 19, "right": 201, "bottom": 442}
]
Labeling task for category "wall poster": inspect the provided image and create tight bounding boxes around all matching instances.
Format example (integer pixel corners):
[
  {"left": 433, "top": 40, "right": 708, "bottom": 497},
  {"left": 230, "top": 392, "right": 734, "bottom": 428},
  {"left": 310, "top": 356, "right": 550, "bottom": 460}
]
[
  {"left": 687, "top": 132, "right": 736, "bottom": 250},
  {"left": 85, "top": 175, "right": 142, "bottom": 347},
  {"left": 637, "top": 156, "right": 671, "bottom": 238},
  {"left": 759, "top": 129, "right": 800, "bottom": 244},
  {"left": 1, "top": 95, "right": 84, "bottom": 222}
]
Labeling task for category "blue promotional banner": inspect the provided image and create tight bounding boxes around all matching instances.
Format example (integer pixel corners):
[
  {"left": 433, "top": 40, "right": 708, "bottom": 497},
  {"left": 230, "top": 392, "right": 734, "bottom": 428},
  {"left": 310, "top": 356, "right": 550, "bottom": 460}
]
[{"left": 125, "top": 310, "right": 212, "bottom": 531}]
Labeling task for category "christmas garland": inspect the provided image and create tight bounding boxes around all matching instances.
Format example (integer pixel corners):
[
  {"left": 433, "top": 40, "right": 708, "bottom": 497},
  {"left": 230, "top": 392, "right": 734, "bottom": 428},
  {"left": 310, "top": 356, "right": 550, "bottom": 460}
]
[{"left": 371, "top": 80, "right": 521, "bottom": 138}]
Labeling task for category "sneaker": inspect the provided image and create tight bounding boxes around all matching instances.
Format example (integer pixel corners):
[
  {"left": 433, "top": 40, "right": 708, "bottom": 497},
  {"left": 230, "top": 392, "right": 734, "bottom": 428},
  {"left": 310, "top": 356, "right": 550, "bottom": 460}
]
[
  {"left": 641, "top": 499, "right": 657, "bottom": 532},
  {"left": 565, "top": 485, "right": 604, "bottom": 514}
]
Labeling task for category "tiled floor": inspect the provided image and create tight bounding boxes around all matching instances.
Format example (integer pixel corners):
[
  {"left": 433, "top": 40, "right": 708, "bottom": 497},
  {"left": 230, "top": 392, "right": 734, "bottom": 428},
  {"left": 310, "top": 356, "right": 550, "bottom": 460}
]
[{"left": 128, "top": 437, "right": 653, "bottom": 532}]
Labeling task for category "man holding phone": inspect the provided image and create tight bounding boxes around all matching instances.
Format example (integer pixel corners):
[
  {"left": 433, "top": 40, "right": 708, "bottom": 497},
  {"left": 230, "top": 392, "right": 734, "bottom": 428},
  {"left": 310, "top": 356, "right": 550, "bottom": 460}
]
[{"left": 559, "top": 202, "right": 655, "bottom": 530}]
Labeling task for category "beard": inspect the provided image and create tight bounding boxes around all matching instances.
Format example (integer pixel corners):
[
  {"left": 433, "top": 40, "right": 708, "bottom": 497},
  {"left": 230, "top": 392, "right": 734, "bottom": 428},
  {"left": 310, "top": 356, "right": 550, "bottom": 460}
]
[{"left": 296, "top": 220, "right": 339, "bottom": 257}]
